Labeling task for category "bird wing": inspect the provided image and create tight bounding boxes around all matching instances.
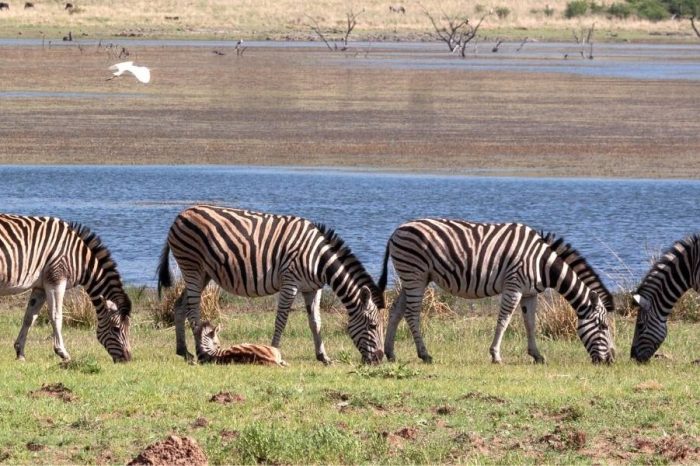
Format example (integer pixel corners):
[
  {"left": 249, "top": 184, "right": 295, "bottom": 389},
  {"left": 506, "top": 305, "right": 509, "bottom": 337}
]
[
  {"left": 127, "top": 65, "right": 151, "bottom": 84},
  {"left": 109, "top": 61, "right": 134, "bottom": 74}
]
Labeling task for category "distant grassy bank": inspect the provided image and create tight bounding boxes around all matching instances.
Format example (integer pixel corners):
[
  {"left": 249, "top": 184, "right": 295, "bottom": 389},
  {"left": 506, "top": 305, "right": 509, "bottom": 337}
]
[
  {"left": 1, "top": 286, "right": 699, "bottom": 464},
  {"left": 0, "top": 0, "right": 698, "bottom": 42}
]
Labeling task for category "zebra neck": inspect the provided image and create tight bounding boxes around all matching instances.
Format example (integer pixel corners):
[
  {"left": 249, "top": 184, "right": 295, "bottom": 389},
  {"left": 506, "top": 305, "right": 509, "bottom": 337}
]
[
  {"left": 640, "top": 264, "right": 694, "bottom": 318},
  {"left": 322, "top": 257, "right": 369, "bottom": 314},
  {"left": 83, "top": 271, "right": 125, "bottom": 310},
  {"left": 543, "top": 254, "right": 594, "bottom": 317}
]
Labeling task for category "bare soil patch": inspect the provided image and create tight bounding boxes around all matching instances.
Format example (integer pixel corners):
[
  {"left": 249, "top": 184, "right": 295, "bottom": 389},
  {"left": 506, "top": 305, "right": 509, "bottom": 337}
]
[
  {"left": 209, "top": 391, "right": 245, "bottom": 404},
  {"left": 29, "top": 382, "right": 76, "bottom": 402},
  {"left": 128, "top": 434, "right": 207, "bottom": 466},
  {"left": 458, "top": 391, "right": 507, "bottom": 404},
  {"left": 1, "top": 46, "right": 699, "bottom": 178}
]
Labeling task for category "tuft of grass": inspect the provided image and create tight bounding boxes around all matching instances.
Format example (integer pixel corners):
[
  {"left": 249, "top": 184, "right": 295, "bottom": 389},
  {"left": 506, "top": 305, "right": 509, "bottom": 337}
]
[
  {"left": 148, "top": 280, "right": 221, "bottom": 328},
  {"left": 537, "top": 293, "right": 579, "bottom": 340},
  {"left": 350, "top": 362, "right": 420, "bottom": 380},
  {"left": 60, "top": 355, "right": 102, "bottom": 374},
  {"left": 63, "top": 289, "right": 97, "bottom": 329}
]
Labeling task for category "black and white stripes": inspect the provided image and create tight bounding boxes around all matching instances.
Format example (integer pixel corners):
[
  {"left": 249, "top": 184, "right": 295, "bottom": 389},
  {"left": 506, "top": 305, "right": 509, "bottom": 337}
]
[
  {"left": 157, "top": 205, "right": 384, "bottom": 364},
  {"left": 0, "top": 214, "right": 131, "bottom": 362},
  {"left": 378, "top": 218, "right": 615, "bottom": 364},
  {"left": 631, "top": 234, "right": 700, "bottom": 362}
]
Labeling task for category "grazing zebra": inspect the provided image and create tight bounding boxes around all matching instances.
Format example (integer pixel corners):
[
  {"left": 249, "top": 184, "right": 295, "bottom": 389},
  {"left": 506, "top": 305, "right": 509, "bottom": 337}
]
[
  {"left": 378, "top": 219, "right": 615, "bottom": 364},
  {"left": 157, "top": 205, "right": 385, "bottom": 364},
  {"left": 194, "top": 320, "right": 287, "bottom": 366},
  {"left": 0, "top": 214, "right": 132, "bottom": 362},
  {"left": 631, "top": 234, "right": 700, "bottom": 362}
]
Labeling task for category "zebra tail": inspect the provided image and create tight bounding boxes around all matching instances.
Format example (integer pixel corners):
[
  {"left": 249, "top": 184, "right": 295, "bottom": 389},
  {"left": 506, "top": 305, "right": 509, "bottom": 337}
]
[
  {"left": 157, "top": 243, "right": 173, "bottom": 298},
  {"left": 377, "top": 241, "right": 391, "bottom": 296}
]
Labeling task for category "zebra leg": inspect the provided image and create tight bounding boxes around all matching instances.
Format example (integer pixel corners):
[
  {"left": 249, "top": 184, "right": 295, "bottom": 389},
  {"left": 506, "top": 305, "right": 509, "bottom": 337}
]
[
  {"left": 521, "top": 295, "right": 545, "bottom": 364},
  {"left": 271, "top": 283, "right": 298, "bottom": 349},
  {"left": 46, "top": 281, "right": 71, "bottom": 361},
  {"left": 403, "top": 284, "right": 432, "bottom": 363},
  {"left": 173, "top": 288, "right": 191, "bottom": 360},
  {"left": 14, "top": 288, "right": 47, "bottom": 361},
  {"left": 384, "top": 288, "right": 407, "bottom": 362},
  {"left": 490, "top": 289, "right": 523, "bottom": 364},
  {"left": 303, "top": 289, "right": 331, "bottom": 364}
]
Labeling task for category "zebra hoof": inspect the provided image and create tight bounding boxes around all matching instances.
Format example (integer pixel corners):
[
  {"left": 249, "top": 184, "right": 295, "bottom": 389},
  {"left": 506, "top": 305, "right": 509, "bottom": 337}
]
[
  {"left": 420, "top": 354, "right": 433, "bottom": 364},
  {"left": 317, "top": 354, "right": 332, "bottom": 365},
  {"left": 16, "top": 355, "right": 26, "bottom": 362},
  {"left": 533, "top": 356, "right": 546, "bottom": 364},
  {"left": 385, "top": 353, "right": 396, "bottom": 362}
]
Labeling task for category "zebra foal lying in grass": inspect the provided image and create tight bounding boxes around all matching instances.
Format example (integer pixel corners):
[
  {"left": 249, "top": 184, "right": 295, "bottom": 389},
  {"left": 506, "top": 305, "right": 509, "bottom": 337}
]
[
  {"left": 631, "top": 233, "right": 700, "bottom": 362},
  {"left": 0, "top": 214, "right": 131, "bottom": 362},
  {"left": 378, "top": 218, "right": 615, "bottom": 364},
  {"left": 194, "top": 320, "right": 287, "bottom": 366}
]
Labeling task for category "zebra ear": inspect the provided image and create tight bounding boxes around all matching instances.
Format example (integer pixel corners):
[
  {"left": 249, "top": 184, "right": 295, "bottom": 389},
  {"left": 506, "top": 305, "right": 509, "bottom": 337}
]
[
  {"left": 633, "top": 294, "right": 650, "bottom": 310},
  {"left": 214, "top": 324, "right": 222, "bottom": 334},
  {"left": 359, "top": 286, "right": 372, "bottom": 308},
  {"left": 100, "top": 297, "right": 118, "bottom": 312}
]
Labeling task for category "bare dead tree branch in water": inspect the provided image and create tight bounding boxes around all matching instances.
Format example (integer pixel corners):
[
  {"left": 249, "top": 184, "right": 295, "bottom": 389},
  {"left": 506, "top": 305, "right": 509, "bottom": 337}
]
[
  {"left": 423, "top": 5, "right": 491, "bottom": 57},
  {"left": 691, "top": 16, "right": 700, "bottom": 38},
  {"left": 572, "top": 23, "right": 595, "bottom": 59},
  {"left": 306, "top": 9, "right": 363, "bottom": 52}
]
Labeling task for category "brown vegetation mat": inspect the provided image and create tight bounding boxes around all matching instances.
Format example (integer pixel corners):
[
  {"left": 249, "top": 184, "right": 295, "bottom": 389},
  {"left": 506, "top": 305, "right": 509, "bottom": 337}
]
[
  {"left": 29, "top": 382, "right": 76, "bottom": 402},
  {"left": 208, "top": 391, "right": 245, "bottom": 404},
  {"left": 1, "top": 45, "right": 699, "bottom": 178},
  {"left": 128, "top": 434, "right": 207, "bottom": 466}
]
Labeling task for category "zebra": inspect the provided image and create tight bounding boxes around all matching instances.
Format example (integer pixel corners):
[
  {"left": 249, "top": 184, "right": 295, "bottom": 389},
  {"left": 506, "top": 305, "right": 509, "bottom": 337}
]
[
  {"left": 157, "top": 205, "right": 385, "bottom": 364},
  {"left": 0, "top": 214, "right": 132, "bottom": 362},
  {"left": 377, "top": 218, "right": 615, "bottom": 364},
  {"left": 194, "top": 320, "right": 287, "bottom": 366},
  {"left": 631, "top": 234, "right": 700, "bottom": 362}
]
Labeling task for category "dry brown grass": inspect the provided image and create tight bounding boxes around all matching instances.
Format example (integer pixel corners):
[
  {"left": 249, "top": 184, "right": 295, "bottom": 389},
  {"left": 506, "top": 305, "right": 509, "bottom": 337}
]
[
  {"left": 0, "top": 0, "right": 695, "bottom": 41},
  {"left": 148, "top": 279, "right": 221, "bottom": 328},
  {"left": 63, "top": 288, "right": 97, "bottom": 328}
]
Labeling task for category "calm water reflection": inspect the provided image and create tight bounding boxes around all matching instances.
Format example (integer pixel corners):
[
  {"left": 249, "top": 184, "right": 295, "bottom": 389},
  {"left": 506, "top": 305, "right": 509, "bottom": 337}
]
[{"left": 1, "top": 165, "right": 698, "bottom": 290}]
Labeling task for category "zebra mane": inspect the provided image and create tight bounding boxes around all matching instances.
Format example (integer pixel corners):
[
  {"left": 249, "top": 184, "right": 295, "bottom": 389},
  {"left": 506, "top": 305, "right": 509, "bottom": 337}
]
[
  {"left": 636, "top": 233, "right": 700, "bottom": 294},
  {"left": 541, "top": 231, "right": 615, "bottom": 313},
  {"left": 314, "top": 222, "right": 385, "bottom": 308},
  {"left": 68, "top": 222, "right": 126, "bottom": 312}
]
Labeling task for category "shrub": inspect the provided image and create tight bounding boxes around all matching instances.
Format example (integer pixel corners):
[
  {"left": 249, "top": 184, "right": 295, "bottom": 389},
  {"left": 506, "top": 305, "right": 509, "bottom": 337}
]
[
  {"left": 474, "top": 4, "right": 486, "bottom": 14},
  {"left": 663, "top": 0, "right": 700, "bottom": 17},
  {"left": 544, "top": 5, "right": 556, "bottom": 16},
  {"left": 495, "top": 6, "right": 511, "bottom": 18},
  {"left": 590, "top": 1, "right": 607, "bottom": 14},
  {"left": 632, "top": 0, "right": 671, "bottom": 20},
  {"left": 537, "top": 293, "right": 578, "bottom": 340},
  {"left": 565, "top": 0, "right": 590, "bottom": 17},
  {"left": 608, "top": 2, "right": 634, "bottom": 18}
]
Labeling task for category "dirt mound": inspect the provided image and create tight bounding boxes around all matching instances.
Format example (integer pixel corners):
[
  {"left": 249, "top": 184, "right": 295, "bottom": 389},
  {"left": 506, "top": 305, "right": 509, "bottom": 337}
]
[
  {"left": 29, "top": 382, "right": 76, "bottom": 402},
  {"left": 128, "top": 435, "right": 207, "bottom": 466},
  {"left": 209, "top": 391, "right": 245, "bottom": 404}
]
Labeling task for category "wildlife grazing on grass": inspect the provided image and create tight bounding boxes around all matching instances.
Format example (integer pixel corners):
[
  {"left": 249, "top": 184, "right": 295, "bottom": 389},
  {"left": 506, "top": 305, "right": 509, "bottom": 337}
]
[
  {"left": 64, "top": 2, "right": 72, "bottom": 9},
  {"left": 0, "top": 214, "right": 131, "bottom": 362},
  {"left": 107, "top": 61, "right": 151, "bottom": 83},
  {"left": 0, "top": 3, "right": 9, "bottom": 10},
  {"left": 378, "top": 219, "right": 615, "bottom": 364},
  {"left": 157, "top": 205, "right": 385, "bottom": 364},
  {"left": 24, "top": 2, "right": 34, "bottom": 9},
  {"left": 195, "top": 320, "right": 287, "bottom": 366},
  {"left": 631, "top": 234, "right": 699, "bottom": 362}
]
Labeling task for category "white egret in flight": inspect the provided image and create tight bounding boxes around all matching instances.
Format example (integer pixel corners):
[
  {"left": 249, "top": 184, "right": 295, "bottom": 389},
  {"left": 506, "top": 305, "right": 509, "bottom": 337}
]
[{"left": 107, "top": 61, "right": 151, "bottom": 83}]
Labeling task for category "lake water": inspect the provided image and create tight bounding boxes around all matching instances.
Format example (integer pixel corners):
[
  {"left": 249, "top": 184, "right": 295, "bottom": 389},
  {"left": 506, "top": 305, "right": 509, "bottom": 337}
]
[
  {"left": 2, "top": 39, "right": 700, "bottom": 81},
  {"left": 0, "top": 165, "right": 697, "bottom": 291}
]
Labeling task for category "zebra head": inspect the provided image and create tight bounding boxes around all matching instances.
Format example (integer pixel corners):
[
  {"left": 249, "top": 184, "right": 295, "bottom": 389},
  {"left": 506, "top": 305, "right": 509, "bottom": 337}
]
[
  {"left": 576, "top": 291, "right": 615, "bottom": 364},
  {"left": 96, "top": 296, "right": 132, "bottom": 363},
  {"left": 348, "top": 285, "right": 385, "bottom": 364},
  {"left": 194, "top": 320, "right": 221, "bottom": 362},
  {"left": 630, "top": 293, "right": 665, "bottom": 363}
]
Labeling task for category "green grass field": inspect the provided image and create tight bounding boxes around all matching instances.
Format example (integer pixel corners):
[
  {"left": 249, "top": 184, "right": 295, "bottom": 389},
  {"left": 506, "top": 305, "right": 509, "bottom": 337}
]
[{"left": 1, "top": 290, "right": 699, "bottom": 464}]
